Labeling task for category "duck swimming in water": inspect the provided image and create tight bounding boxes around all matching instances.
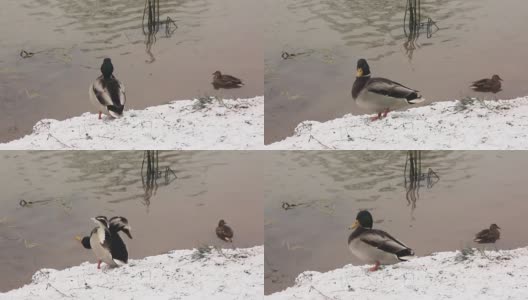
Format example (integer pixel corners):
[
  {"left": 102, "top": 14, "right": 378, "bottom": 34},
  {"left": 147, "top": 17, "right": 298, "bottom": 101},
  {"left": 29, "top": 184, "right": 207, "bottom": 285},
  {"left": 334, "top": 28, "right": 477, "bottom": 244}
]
[
  {"left": 348, "top": 210, "right": 414, "bottom": 271},
  {"left": 212, "top": 71, "right": 244, "bottom": 89},
  {"left": 80, "top": 216, "right": 132, "bottom": 269},
  {"left": 351, "top": 59, "right": 425, "bottom": 121},
  {"left": 470, "top": 75, "right": 503, "bottom": 94},
  {"left": 216, "top": 219, "right": 234, "bottom": 242},
  {"left": 89, "top": 58, "right": 126, "bottom": 119}
]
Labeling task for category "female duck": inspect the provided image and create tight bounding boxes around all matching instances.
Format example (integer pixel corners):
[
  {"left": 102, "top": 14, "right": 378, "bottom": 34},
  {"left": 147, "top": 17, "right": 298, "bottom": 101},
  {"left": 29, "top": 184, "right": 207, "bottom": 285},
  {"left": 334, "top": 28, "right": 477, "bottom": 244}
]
[
  {"left": 470, "top": 75, "right": 503, "bottom": 93},
  {"left": 216, "top": 219, "right": 234, "bottom": 242},
  {"left": 212, "top": 71, "right": 244, "bottom": 89},
  {"left": 89, "top": 58, "right": 126, "bottom": 119},
  {"left": 352, "top": 59, "right": 424, "bottom": 121},
  {"left": 80, "top": 216, "right": 133, "bottom": 269},
  {"left": 348, "top": 210, "right": 414, "bottom": 271}
]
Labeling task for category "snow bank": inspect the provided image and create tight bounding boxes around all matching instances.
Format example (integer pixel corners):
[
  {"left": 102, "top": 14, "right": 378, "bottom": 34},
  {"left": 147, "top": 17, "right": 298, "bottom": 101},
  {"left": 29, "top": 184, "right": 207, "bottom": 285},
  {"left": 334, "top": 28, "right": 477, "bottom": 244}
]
[
  {"left": 266, "top": 247, "right": 528, "bottom": 300},
  {"left": 0, "top": 246, "right": 263, "bottom": 300},
  {"left": 268, "top": 97, "right": 528, "bottom": 150},
  {"left": 0, "top": 96, "right": 263, "bottom": 150}
]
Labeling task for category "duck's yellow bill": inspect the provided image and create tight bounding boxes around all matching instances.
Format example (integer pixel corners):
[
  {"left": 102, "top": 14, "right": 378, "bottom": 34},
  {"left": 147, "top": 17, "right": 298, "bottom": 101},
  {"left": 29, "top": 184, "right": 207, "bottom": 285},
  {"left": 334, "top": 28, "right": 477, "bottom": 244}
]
[
  {"left": 74, "top": 236, "right": 82, "bottom": 241},
  {"left": 348, "top": 220, "right": 359, "bottom": 230},
  {"left": 356, "top": 68, "right": 363, "bottom": 77}
]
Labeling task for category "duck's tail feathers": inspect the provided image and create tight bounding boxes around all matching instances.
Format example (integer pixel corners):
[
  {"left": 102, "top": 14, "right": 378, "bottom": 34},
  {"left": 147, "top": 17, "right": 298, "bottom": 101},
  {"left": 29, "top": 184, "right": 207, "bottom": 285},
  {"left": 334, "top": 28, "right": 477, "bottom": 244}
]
[
  {"left": 107, "top": 105, "right": 124, "bottom": 118},
  {"left": 396, "top": 248, "right": 415, "bottom": 261},
  {"left": 113, "top": 259, "right": 127, "bottom": 266},
  {"left": 407, "top": 96, "right": 425, "bottom": 105}
]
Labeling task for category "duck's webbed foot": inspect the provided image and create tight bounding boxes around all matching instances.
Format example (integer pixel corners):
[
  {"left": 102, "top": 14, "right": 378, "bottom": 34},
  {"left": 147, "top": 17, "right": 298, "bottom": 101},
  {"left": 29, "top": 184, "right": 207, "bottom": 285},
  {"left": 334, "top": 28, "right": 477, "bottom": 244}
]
[
  {"left": 370, "top": 112, "right": 382, "bottom": 121},
  {"left": 369, "top": 261, "right": 381, "bottom": 272},
  {"left": 382, "top": 108, "right": 390, "bottom": 118}
]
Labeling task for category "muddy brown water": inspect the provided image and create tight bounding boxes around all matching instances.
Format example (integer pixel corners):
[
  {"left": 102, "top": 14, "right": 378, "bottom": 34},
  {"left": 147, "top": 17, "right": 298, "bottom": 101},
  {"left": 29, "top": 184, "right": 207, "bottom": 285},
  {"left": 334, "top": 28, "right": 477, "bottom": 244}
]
[
  {"left": 264, "top": 0, "right": 528, "bottom": 144},
  {"left": 0, "top": 151, "right": 264, "bottom": 292},
  {"left": 0, "top": 0, "right": 263, "bottom": 143},
  {"left": 264, "top": 151, "right": 528, "bottom": 294}
]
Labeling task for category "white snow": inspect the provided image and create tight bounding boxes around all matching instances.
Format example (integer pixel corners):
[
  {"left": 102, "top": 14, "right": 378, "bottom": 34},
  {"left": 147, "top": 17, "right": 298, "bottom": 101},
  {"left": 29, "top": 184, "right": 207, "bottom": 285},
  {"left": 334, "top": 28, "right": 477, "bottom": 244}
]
[
  {"left": 268, "top": 97, "right": 528, "bottom": 150},
  {"left": 0, "top": 96, "right": 263, "bottom": 150},
  {"left": 266, "top": 247, "right": 528, "bottom": 300},
  {"left": 0, "top": 246, "right": 263, "bottom": 300}
]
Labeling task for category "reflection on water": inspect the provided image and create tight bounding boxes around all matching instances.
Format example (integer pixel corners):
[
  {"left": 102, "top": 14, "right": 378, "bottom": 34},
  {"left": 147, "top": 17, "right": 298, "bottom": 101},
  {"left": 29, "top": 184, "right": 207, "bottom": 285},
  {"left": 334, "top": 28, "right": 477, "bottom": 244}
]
[
  {"left": 0, "top": 0, "right": 263, "bottom": 142},
  {"left": 404, "top": 150, "right": 440, "bottom": 213},
  {"left": 264, "top": 0, "right": 528, "bottom": 143},
  {"left": 0, "top": 151, "right": 263, "bottom": 292},
  {"left": 264, "top": 151, "right": 528, "bottom": 294}
]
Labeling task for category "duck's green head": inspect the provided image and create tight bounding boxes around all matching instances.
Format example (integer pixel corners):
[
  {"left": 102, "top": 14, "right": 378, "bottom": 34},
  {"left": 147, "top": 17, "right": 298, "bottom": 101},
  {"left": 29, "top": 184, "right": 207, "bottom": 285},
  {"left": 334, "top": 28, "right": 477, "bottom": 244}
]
[
  {"left": 349, "top": 210, "right": 373, "bottom": 229},
  {"left": 356, "top": 59, "right": 371, "bottom": 77}
]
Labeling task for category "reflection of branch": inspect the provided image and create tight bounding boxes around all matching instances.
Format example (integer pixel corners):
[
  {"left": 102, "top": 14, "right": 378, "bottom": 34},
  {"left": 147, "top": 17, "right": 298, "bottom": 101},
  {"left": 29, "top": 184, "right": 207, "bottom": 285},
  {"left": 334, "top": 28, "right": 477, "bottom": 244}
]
[
  {"left": 143, "top": 0, "right": 160, "bottom": 64},
  {"left": 403, "top": 0, "right": 439, "bottom": 61},
  {"left": 141, "top": 151, "right": 178, "bottom": 209},
  {"left": 404, "top": 151, "right": 440, "bottom": 215}
]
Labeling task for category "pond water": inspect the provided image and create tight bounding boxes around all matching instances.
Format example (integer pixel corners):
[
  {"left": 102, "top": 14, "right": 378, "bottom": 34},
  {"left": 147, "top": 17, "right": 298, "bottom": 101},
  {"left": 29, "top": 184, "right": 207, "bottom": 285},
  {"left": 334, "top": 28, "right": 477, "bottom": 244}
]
[
  {"left": 264, "top": 0, "right": 528, "bottom": 143},
  {"left": 264, "top": 151, "right": 528, "bottom": 294},
  {"left": 0, "top": 0, "right": 263, "bottom": 142},
  {"left": 0, "top": 151, "right": 263, "bottom": 292}
]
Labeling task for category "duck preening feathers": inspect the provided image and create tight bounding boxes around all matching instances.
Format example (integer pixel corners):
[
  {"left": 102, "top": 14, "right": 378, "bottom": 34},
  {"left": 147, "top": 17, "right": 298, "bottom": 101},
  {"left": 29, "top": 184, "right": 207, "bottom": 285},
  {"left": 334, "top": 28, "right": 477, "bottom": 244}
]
[
  {"left": 348, "top": 210, "right": 414, "bottom": 271},
  {"left": 212, "top": 71, "right": 244, "bottom": 89},
  {"left": 470, "top": 75, "right": 503, "bottom": 93},
  {"left": 474, "top": 223, "right": 501, "bottom": 244},
  {"left": 89, "top": 58, "right": 126, "bottom": 119},
  {"left": 216, "top": 219, "right": 234, "bottom": 242},
  {"left": 352, "top": 59, "right": 425, "bottom": 121},
  {"left": 80, "top": 216, "right": 132, "bottom": 269}
]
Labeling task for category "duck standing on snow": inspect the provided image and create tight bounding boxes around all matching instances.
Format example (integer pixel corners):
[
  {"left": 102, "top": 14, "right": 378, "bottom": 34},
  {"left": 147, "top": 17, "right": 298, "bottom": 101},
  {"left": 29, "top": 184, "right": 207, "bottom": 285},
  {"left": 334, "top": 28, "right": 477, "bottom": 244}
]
[
  {"left": 348, "top": 210, "right": 414, "bottom": 271},
  {"left": 474, "top": 223, "right": 501, "bottom": 243},
  {"left": 89, "top": 58, "right": 126, "bottom": 119},
  {"left": 212, "top": 71, "right": 244, "bottom": 89},
  {"left": 79, "top": 216, "right": 133, "bottom": 269},
  {"left": 216, "top": 219, "right": 234, "bottom": 242},
  {"left": 470, "top": 75, "right": 503, "bottom": 94},
  {"left": 351, "top": 58, "right": 425, "bottom": 121}
]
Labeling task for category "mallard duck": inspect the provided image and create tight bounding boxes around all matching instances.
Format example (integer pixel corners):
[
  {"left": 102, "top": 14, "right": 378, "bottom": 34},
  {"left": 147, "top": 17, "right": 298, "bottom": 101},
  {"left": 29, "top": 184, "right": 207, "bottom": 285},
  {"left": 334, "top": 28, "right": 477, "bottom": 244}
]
[
  {"left": 79, "top": 216, "right": 133, "bottom": 269},
  {"left": 212, "top": 71, "right": 243, "bottom": 89},
  {"left": 348, "top": 210, "right": 414, "bottom": 271},
  {"left": 216, "top": 219, "right": 234, "bottom": 242},
  {"left": 474, "top": 223, "right": 501, "bottom": 243},
  {"left": 470, "top": 75, "right": 503, "bottom": 93},
  {"left": 351, "top": 59, "right": 425, "bottom": 121},
  {"left": 89, "top": 58, "right": 126, "bottom": 120}
]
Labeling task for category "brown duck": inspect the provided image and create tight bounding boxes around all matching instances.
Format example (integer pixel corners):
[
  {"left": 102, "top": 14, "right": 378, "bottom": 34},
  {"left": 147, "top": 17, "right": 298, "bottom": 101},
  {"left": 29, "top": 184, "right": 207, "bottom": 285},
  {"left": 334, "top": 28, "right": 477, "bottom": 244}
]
[
  {"left": 474, "top": 223, "right": 501, "bottom": 243},
  {"left": 212, "top": 71, "right": 243, "bottom": 89},
  {"left": 216, "top": 219, "right": 234, "bottom": 242},
  {"left": 470, "top": 75, "right": 503, "bottom": 93}
]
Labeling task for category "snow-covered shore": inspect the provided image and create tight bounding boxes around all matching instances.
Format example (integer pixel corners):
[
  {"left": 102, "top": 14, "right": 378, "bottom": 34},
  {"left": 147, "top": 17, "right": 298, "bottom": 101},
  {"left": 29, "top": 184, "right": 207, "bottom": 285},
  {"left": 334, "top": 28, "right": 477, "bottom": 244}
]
[
  {"left": 0, "top": 246, "right": 263, "bottom": 300},
  {"left": 0, "top": 96, "right": 263, "bottom": 150},
  {"left": 266, "top": 247, "right": 528, "bottom": 300},
  {"left": 268, "top": 97, "right": 528, "bottom": 150}
]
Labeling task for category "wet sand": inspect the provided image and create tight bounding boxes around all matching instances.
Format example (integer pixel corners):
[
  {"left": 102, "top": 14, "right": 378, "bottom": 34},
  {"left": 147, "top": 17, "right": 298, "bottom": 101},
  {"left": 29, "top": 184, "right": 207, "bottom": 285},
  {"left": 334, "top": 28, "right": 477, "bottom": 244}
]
[
  {"left": 264, "top": 151, "right": 528, "bottom": 294},
  {"left": 264, "top": 0, "right": 528, "bottom": 143},
  {"left": 0, "top": 151, "right": 264, "bottom": 292},
  {"left": 0, "top": 0, "right": 263, "bottom": 143}
]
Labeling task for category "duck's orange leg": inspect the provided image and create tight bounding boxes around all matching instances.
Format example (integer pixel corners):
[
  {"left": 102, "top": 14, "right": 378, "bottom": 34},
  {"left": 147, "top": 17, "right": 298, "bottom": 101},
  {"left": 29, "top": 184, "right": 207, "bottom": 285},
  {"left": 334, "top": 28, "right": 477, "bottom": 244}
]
[
  {"left": 369, "top": 261, "right": 380, "bottom": 272},
  {"left": 370, "top": 112, "right": 383, "bottom": 121},
  {"left": 382, "top": 108, "right": 390, "bottom": 118},
  {"left": 97, "top": 260, "right": 102, "bottom": 269},
  {"left": 98, "top": 112, "right": 102, "bottom": 120}
]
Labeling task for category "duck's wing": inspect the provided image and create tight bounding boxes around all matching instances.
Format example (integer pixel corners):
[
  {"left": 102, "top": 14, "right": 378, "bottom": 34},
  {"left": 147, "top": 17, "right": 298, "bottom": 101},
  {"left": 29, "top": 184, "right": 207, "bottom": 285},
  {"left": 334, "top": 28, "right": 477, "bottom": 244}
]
[
  {"left": 216, "top": 226, "right": 234, "bottom": 241},
  {"left": 109, "top": 232, "right": 128, "bottom": 264},
  {"left": 474, "top": 229, "right": 491, "bottom": 241},
  {"left": 366, "top": 78, "right": 422, "bottom": 102},
  {"left": 470, "top": 78, "right": 489, "bottom": 88},
  {"left": 360, "top": 229, "right": 414, "bottom": 258},
  {"left": 92, "top": 76, "right": 126, "bottom": 107},
  {"left": 222, "top": 74, "right": 243, "bottom": 85}
]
